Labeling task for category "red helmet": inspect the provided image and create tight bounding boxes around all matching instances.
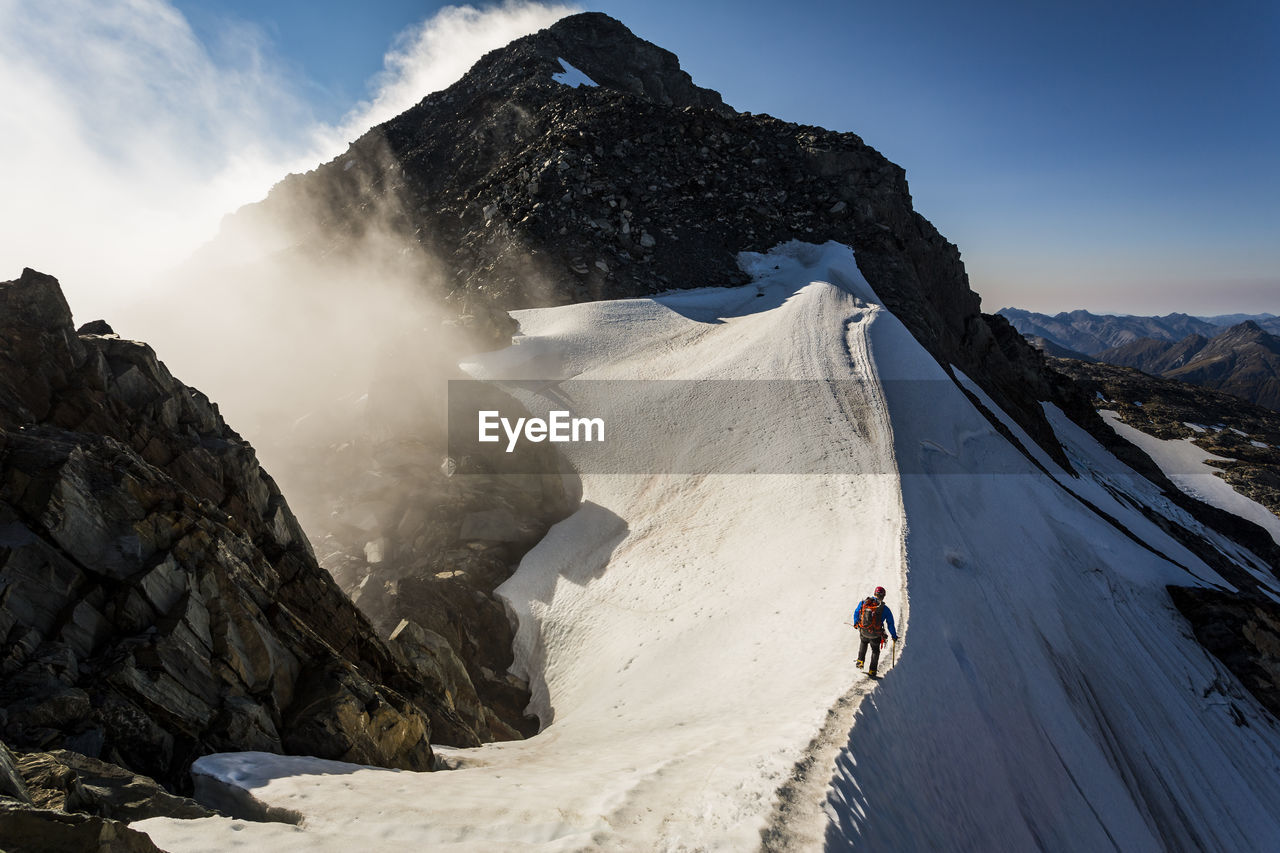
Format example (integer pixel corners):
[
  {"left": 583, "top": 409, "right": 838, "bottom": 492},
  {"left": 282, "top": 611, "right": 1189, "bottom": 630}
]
[{"left": 874, "top": 586, "right": 886, "bottom": 599}]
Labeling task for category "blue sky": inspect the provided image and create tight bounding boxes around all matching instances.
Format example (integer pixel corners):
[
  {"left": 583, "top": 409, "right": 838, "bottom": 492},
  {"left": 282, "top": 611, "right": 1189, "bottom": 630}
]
[{"left": 4, "top": 1, "right": 1277, "bottom": 316}]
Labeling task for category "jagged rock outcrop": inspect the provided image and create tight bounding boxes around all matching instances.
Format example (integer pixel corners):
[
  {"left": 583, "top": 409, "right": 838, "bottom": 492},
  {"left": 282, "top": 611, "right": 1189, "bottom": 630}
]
[
  {"left": 0, "top": 268, "right": 481, "bottom": 794},
  {"left": 1168, "top": 587, "right": 1280, "bottom": 722},
  {"left": 13, "top": 744, "right": 212, "bottom": 820},
  {"left": 2, "top": 735, "right": 211, "bottom": 851},
  {"left": 0, "top": 740, "right": 28, "bottom": 804},
  {"left": 0, "top": 798, "right": 167, "bottom": 853}
]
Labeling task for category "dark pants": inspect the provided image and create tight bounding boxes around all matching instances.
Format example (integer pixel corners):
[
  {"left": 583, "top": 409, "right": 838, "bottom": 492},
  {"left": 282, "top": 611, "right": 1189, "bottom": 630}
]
[{"left": 858, "top": 634, "right": 884, "bottom": 671}]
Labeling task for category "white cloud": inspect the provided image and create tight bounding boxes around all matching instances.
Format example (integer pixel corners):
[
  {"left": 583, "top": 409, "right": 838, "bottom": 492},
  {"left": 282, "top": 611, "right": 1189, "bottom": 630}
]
[
  {"left": 0, "top": 0, "right": 577, "bottom": 323},
  {"left": 337, "top": 2, "right": 580, "bottom": 142}
]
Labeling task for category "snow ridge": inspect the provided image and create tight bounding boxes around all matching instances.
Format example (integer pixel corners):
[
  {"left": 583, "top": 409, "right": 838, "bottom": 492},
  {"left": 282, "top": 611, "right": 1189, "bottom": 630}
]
[
  {"left": 138, "top": 242, "right": 907, "bottom": 850},
  {"left": 135, "top": 242, "right": 1280, "bottom": 852}
]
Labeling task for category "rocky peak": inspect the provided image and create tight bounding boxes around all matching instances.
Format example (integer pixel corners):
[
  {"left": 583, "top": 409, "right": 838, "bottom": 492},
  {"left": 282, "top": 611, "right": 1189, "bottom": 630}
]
[
  {"left": 1219, "top": 320, "right": 1268, "bottom": 342},
  {"left": 433, "top": 12, "right": 732, "bottom": 116},
  {"left": 0, "top": 269, "right": 86, "bottom": 424},
  {"left": 536, "top": 13, "right": 733, "bottom": 114}
]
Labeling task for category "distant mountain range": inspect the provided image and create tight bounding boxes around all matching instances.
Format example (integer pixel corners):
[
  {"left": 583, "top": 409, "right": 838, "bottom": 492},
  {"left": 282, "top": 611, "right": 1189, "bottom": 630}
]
[
  {"left": 999, "top": 307, "right": 1280, "bottom": 355},
  {"left": 1001, "top": 308, "right": 1280, "bottom": 411}
]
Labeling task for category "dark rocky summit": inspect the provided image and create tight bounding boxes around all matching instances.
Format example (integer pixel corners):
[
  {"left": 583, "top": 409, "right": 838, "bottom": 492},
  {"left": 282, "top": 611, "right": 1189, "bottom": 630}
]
[
  {"left": 0, "top": 268, "right": 503, "bottom": 814},
  {"left": 218, "top": 11, "right": 1073, "bottom": 470}
]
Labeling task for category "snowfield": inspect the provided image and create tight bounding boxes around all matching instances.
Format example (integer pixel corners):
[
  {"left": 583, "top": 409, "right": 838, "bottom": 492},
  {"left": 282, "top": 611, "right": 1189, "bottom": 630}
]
[
  {"left": 1099, "top": 410, "right": 1280, "bottom": 546},
  {"left": 136, "top": 243, "right": 1280, "bottom": 851}
]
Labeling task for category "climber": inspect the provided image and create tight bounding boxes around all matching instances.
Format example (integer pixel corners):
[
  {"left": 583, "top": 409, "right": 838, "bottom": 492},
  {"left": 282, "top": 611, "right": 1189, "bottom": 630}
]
[{"left": 853, "top": 586, "right": 898, "bottom": 678}]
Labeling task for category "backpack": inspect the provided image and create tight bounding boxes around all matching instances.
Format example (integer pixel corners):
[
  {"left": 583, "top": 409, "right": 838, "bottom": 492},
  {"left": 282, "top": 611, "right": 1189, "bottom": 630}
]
[{"left": 855, "top": 596, "right": 884, "bottom": 639}]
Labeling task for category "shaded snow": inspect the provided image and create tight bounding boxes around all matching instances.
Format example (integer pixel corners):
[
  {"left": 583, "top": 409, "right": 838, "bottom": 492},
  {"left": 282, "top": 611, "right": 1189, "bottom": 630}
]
[{"left": 826, "top": 320, "right": 1280, "bottom": 849}]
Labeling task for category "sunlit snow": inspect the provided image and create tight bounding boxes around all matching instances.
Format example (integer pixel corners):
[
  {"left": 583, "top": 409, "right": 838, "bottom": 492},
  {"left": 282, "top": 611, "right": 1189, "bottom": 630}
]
[{"left": 136, "top": 243, "right": 1280, "bottom": 851}]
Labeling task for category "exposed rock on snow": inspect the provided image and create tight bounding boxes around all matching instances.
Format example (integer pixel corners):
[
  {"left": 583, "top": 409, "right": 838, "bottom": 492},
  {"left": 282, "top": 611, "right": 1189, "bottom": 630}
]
[
  {"left": 1168, "top": 586, "right": 1280, "bottom": 721},
  {"left": 1053, "top": 356, "right": 1280, "bottom": 519}
]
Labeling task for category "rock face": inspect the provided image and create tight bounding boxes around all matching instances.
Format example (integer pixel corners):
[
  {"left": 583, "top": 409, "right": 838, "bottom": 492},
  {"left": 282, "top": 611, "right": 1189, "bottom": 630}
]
[
  {"left": 218, "top": 11, "right": 1073, "bottom": 469},
  {"left": 1168, "top": 587, "right": 1280, "bottom": 722},
  {"left": 0, "top": 268, "right": 472, "bottom": 793},
  {"left": 14, "top": 745, "right": 212, "bottom": 821},
  {"left": 0, "top": 740, "right": 28, "bottom": 804}
]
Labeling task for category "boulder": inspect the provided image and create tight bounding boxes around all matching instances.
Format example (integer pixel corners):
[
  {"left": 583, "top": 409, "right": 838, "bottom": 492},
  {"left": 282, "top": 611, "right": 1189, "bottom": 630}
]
[
  {"left": 17, "top": 748, "right": 213, "bottom": 821},
  {"left": 0, "top": 798, "right": 165, "bottom": 853}
]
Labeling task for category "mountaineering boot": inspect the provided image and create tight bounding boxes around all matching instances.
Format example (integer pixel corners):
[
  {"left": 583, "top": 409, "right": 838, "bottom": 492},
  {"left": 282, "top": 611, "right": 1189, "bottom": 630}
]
[
  {"left": 855, "top": 660, "right": 863, "bottom": 669},
  {"left": 867, "top": 669, "right": 877, "bottom": 678}
]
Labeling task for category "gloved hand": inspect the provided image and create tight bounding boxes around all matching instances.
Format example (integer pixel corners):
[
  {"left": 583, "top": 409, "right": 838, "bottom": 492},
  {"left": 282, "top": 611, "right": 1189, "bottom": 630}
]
[{"left": 880, "top": 636, "right": 886, "bottom": 648}]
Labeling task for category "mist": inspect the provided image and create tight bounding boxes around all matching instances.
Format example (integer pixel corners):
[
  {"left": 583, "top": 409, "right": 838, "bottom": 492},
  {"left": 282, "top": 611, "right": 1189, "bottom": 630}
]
[
  {"left": 0, "top": 1, "right": 576, "bottom": 316},
  {"left": 1, "top": 0, "right": 577, "bottom": 534}
]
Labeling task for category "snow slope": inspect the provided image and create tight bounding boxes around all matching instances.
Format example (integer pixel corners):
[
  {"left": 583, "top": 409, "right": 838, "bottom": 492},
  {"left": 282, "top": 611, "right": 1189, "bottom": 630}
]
[
  {"left": 136, "top": 242, "right": 1280, "bottom": 851},
  {"left": 1099, "top": 410, "right": 1280, "bottom": 546},
  {"left": 826, "top": 302, "right": 1280, "bottom": 849},
  {"left": 138, "top": 242, "right": 906, "bottom": 850}
]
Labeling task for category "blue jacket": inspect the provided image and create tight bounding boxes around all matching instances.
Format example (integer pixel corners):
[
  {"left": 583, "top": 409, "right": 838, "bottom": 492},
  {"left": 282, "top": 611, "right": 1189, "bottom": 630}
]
[{"left": 854, "top": 598, "right": 897, "bottom": 640}]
